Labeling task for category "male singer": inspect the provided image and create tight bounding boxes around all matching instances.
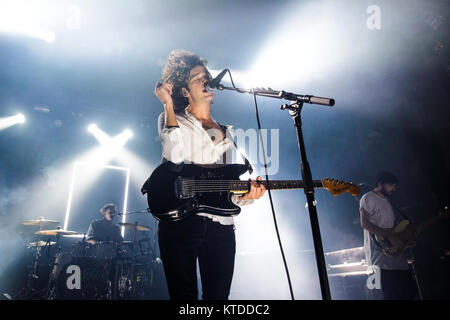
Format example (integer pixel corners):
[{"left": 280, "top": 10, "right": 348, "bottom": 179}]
[{"left": 154, "top": 49, "right": 266, "bottom": 300}]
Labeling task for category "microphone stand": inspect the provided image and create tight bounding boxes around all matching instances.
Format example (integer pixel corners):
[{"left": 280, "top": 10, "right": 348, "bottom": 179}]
[
  {"left": 282, "top": 101, "right": 332, "bottom": 300},
  {"left": 216, "top": 82, "right": 334, "bottom": 300}
]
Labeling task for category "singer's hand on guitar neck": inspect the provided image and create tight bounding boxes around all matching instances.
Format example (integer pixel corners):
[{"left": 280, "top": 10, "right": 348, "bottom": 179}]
[{"left": 238, "top": 176, "right": 267, "bottom": 200}]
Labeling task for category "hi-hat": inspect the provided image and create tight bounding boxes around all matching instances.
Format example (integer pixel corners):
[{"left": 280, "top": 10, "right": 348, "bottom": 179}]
[
  {"left": 118, "top": 223, "right": 151, "bottom": 231},
  {"left": 35, "top": 229, "right": 80, "bottom": 236}
]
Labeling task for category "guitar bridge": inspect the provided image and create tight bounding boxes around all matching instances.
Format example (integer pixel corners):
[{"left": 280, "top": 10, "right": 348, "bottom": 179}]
[{"left": 174, "top": 177, "right": 195, "bottom": 199}]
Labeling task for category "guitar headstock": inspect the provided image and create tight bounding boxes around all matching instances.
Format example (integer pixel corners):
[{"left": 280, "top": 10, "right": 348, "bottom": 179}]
[{"left": 322, "top": 178, "right": 361, "bottom": 197}]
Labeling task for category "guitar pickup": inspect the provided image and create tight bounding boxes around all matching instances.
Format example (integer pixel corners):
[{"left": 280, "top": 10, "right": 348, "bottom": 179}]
[{"left": 174, "top": 177, "right": 195, "bottom": 199}]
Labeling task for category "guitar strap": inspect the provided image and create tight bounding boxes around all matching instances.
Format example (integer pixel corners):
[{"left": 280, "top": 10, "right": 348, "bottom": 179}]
[
  {"left": 370, "top": 233, "right": 383, "bottom": 250},
  {"left": 219, "top": 123, "right": 254, "bottom": 175}
]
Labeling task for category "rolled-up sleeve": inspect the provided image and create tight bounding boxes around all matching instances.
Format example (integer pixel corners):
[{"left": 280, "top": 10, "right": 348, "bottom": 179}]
[
  {"left": 86, "top": 223, "right": 95, "bottom": 241},
  {"left": 359, "top": 194, "right": 374, "bottom": 216},
  {"left": 158, "top": 112, "right": 185, "bottom": 164}
]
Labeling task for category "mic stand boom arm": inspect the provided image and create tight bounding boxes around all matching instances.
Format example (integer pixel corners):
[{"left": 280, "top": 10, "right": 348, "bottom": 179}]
[{"left": 216, "top": 84, "right": 335, "bottom": 107}]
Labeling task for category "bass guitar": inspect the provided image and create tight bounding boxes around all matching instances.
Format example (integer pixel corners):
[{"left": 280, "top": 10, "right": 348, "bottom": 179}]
[
  {"left": 141, "top": 161, "right": 360, "bottom": 222},
  {"left": 374, "top": 205, "right": 449, "bottom": 256}
]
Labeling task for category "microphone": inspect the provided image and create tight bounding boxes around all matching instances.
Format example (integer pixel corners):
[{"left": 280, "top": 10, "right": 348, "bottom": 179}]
[{"left": 205, "top": 69, "right": 228, "bottom": 91}]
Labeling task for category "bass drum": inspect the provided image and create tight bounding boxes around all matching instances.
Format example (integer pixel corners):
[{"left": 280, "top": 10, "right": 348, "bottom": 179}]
[{"left": 54, "top": 257, "right": 109, "bottom": 300}]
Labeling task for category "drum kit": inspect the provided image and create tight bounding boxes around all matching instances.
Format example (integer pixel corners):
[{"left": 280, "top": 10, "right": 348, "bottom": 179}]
[{"left": 16, "top": 217, "right": 157, "bottom": 300}]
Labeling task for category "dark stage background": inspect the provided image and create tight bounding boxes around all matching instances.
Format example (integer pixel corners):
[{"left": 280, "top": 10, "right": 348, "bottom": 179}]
[{"left": 0, "top": 0, "right": 449, "bottom": 299}]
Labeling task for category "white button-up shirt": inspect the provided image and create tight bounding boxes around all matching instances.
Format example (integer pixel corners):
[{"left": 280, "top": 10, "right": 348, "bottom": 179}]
[{"left": 157, "top": 107, "right": 253, "bottom": 225}]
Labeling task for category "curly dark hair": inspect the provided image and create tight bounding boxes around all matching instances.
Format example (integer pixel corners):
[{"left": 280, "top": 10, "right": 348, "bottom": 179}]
[
  {"left": 100, "top": 203, "right": 117, "bottom": 214},
  {"left": 376, "top": 171, "right": 398, "bottom": 186},
  {"left": 161, "top": 49, "right": 208, "bottom": 113}
]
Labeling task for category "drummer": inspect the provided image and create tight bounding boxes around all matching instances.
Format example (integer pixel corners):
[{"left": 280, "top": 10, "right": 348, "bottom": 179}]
[{"left": 86, "top": 203, "right": 123, "bottom": 245}]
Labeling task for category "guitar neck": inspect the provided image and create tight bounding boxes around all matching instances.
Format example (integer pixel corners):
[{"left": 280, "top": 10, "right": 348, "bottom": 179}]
[
  {"left": 192, "top": 179, "right": 324, "bottom": 193},
  {"left": 259, "top": 180, "right": 324, "bottom": 191}
]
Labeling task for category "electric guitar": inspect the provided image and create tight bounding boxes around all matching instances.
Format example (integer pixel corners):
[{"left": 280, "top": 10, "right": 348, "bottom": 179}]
[
  {"left": 374, "top": 205, "right": 449, "bottom": 257},
  {"left": 141, "top": 161, "right": 360, "bottom": 222}
]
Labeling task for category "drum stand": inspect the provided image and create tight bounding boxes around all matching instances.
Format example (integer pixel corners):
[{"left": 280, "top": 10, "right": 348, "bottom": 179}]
[
  {"left": 22, "top": 240, "right": 42, "bottom": 299},
  {"left": 20, "top": 231, "right": 51, "bottom": 299},
  {"left": 46, "top": 233, "right": 62, "bottom": 300}
]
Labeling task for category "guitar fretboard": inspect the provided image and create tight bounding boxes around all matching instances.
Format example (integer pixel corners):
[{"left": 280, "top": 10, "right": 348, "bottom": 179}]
[{"left": 189, "top": 179, "right": 324, "bottom": 192}]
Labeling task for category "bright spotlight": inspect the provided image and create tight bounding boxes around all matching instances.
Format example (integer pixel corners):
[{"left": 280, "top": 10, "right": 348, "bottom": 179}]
[
  {"left": 236, "top": 2, "right": 346, "bottom": 88},
  {"left": 0, "top": 113, "right": 26, "bottom": 131},
  {"left": 123, "top": 129, "right": 133, "bottom": 139},
  {"left": 16, "top": 113, "right": 26, "bottom": 124},
  {"left": 0, "top": 2, "right": 56, "bottom": 44},
  {"left": 88, "top": 123, "right": 98, "bottom": 133},
  {"left": 87, "top": 124, "right": 111, "bottom": 144},
  {"left": 111, "top": 129, "right": 133, "bottom": 150},
  {"left": 43, "top": 32, "right": 56, "bottom": 43},
  {"left": 86, "top": 124, "right": 133, "bottom": 163}
]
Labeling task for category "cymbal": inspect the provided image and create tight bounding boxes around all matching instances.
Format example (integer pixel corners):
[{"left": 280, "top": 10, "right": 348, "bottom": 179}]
[
  {"left": 21, "top": 218, "right": 60, "bottom": 227},
  {"left": 62, "top": 234, "right": 86, "bottom": 238},
  {"left": 27, "top": 241, "right": 56, "bottom": 247},
  {"left": 118, "top": 222, "right": 151, "bottom": 231},
  {"left": 35, "top": 229, "right": 80, "bottom": 236}
]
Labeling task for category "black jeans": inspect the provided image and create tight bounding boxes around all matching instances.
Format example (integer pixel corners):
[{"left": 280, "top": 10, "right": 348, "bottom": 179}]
[
  {"left": 380, "top": 268, "right": 418, "bottom": 300},
  {"left": 158, "top": 215, "right": 236, "bottom": 300}
]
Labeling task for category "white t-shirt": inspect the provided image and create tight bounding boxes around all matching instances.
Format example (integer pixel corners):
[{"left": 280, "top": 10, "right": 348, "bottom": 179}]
[{"left": 360, "top": 191, "right": 409, "bottom": 270}]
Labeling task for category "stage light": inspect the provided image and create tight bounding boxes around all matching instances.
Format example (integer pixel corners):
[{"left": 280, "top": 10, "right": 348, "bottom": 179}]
[
  {"left": 0, "top": 113, "right": 26, "bottom": 131},
  {"left": 63, "top": 162, "right": 130, "bottom": 237},
  {"left": 86, "top": 124, "right": 133, "bottom": 164},
  {"left": 87, "top": 123, "right": 111, "bottom": 145},
  {"left": 0, "top": 1, "right": 56, "bottom": 44},
  {"left": 112, "top": 129, "right": 133, "bottom": 149},
  {"left": 16, "top": 113, "right": 26, "bottom": 124},
  {"left": 221, "top": 2, "right": 347, "bottom": 89},
  {"left": 123, "top": 129, "right": 133, "bottom": 139},
  {"left": 88, "top": 123, "right": 98, "bottom": 133}
]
